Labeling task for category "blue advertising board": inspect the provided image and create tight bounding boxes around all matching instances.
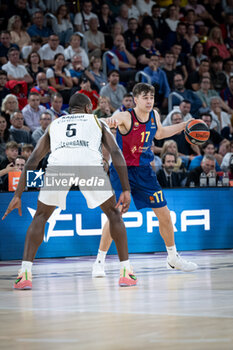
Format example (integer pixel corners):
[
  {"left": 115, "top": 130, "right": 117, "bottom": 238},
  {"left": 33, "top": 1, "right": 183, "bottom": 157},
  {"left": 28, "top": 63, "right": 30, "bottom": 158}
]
[{"left": 0, "top": 188, "right": 233, "bottom": 260}]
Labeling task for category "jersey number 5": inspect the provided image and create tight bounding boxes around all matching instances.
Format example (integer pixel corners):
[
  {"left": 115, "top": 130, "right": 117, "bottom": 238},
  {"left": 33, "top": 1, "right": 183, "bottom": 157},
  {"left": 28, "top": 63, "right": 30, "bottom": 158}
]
[{"left": 66, "top": 123, "right": 76, "bottom": 137}]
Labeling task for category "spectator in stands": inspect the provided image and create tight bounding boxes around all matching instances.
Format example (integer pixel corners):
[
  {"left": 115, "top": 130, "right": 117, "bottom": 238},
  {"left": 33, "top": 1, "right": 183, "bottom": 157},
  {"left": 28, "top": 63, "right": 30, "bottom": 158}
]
[
  {"left": 88, "top": 56, "right": 108, "bottom": 91},
  {"left": 7, "top": 15, "right": 30, "bottom": 50},
  {"left": 161, "top": 22, "right": 191, "bottom": 55},
  {"left": 84, "top": 17, "right": 105, "bottom": 58},
  {"left": 47, "top": 92, "right": 68, "bottom": 119},
  {"left": 135, "top": 34, "right": 159, "bottom": 71},
  {"left": 136, "top": 0, "right": 154, "bottom": 16},
  {"left": 196, "top": 77, "right": 232, "bottom": 114},
  {"left": 26, "top": 52, "right": 44, "bottom": 86},
  {"left": 170, "top": 73, "right": 202, "bottom": 117},
  {"left": 224, "top": 24, "right": 233, "bottom": 56},
  {"left": 107, "top": 34, "right": 136, "bottom": 82},
  {"left": 162, "top": 51, "right": 177, "bottom": 89},
  {"left": 9, "top": 111, "right": 33, "bottom": 145},
  {"left": 0, "top": 140, "right": 18, "bottom": 170},
  {"left": 112, "top": 93, "right": 134, "bottom": 115},
  {"left": 184, "top": 24, "right": 199, "bottom": 50},
  {"left": 210, "top": 96, "right": 233, "bottom": 139},
  {"left": 0, "top": 154, "right": 26, "bottom": 191},
  {"left": 27, "top": 11, "right": 53, "bottom": 43},
  {"left": 0, "top": 70, "right": 10, "bottom": 108},
  {"left": 7, "top": 0, "right": 31, "bottom": 27},
  {"left": 94, "top": 96, "right": 112, "bottom": 119},
  {"left": 201, "top": 112, "right": 224, "bottom": 148},
  {"left": 64, "top": 33, "right": 89, "bottom": 69},
  {"left": 46, "top": 53, "right": 73, "bottom": 104},
  {"left": 170, "top": 43, "right": 188, "bottom": 84},
  {"left": 220, "top": 12, "right": 233, "bottom": 40},
  {"left": 156, "top": 152, "right": 185, "bottom": 188},
  {"left": 40, "top": 34, "right": 64, "bottom": 68},
  {"left": 222, "top": 57, "right": 233, "bottom": 84},
  {"left": 125, "top": 0, "right": 140, "bottom": 20},
  {"left": 185, "top": 0, "right": 217, "bottom": 28},
  {"left": 55, "top": 4, "right": 73, "bottom": 47},
  {"left": 99, "top": 69, "right": 127, "bottom": 110},
  {"left": 26, "top": 0, "right": 46, "bottom": 16},
  {"left": 109, "top": 22, "right": 124, "bottom": 49},
  {"left": 188, "top": 41, "right": 208, "bottom": 72},
  {"left": 2, "top": 47, "right": 33, "bottom": 84},
  {"left": 221, "top": 140, "right": 233, "bottom": 171},
  {"left": 220, "top": 75, "right": 233, "bottom": 110},
  {"left": 22, "top": 92, "right": 46, "bottom": 132},
  {"left": 124, "top": 17, "right": 140, "bottom": 54},
  {"left": 77, "top": 76, "right": 99, "bottom": 110},
  {"left": 160, "top": 139, "right": 187, "bottom": 172},
  {"left": 162, "top": 100, "right": 192, "bottom": 126},
  {"left": 141, "top": 4, "right": 170, "bottom": 50},
  {"left": 164, "top": 4, "right": 179, "bottom": 32},
  {"left": 21, "top": 143, "right": 34, "bottom": 161},
  {"left": 21, "top": 36, "right": 43, "bottom": 62},
  {"left": 46, "top": 0, "right": 65, "bottom": 14},
  {"left": 187, "top": 59, "right": 210, "bottom": 91},
  {"left": 142, "top": 54, "right": 170, "bottom": 111},
  {"left": 30, "top": 72, "right": 56, "bottom": 108},
  {"left": 1, "top": 94, "right": 19, "bottom": 128},
  {"left": 189, "top": 140, "right": 221, "bottom": 171},
  {"left": 0, "top": 31, "right": 19, "bottom": 65},
  {"left": 0, "top": 115, "right": 14, "bottom": 157},
  {"left": 98, "top": 2, "right": 115, "bottom": 50},
  {"left": 116, "top": 4, "right": 129, "bottom": 32},
  {"left": 68, "top": 55, "right": 86, "bottom": 86},
  {"left": 210, "top": 55, "right": 228, "bottom": 92},
  {"left": 32, "top": 112, "right": 52, "bottom": 144},
  {"left": 205, "top": 27, "right": 230, "bottom": 60},
  {"left": 186, "top": 154, "right": 216, "bottom": 187},
  {"left": 74, "top": 0, "right": 98, "bottom": 33}
]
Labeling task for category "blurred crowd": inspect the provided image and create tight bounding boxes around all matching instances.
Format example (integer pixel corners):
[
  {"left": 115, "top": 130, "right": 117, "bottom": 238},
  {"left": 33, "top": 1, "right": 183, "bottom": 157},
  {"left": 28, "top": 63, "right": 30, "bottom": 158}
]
[{"left": 0, "top": 0, "right": 233, "bottom": 191}]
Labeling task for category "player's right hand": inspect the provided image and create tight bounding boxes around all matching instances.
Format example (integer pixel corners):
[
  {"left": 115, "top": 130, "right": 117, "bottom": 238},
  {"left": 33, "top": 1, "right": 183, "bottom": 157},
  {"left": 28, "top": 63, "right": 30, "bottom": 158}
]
[
  {"left": 115, "top": 190, "right": 131, "bottom": 214},
  {"left": 2, "top": 196, "right": 22, "bottom": 220},
  {"left": 106, "top": 117, "right": 119, "bottom": 128}
]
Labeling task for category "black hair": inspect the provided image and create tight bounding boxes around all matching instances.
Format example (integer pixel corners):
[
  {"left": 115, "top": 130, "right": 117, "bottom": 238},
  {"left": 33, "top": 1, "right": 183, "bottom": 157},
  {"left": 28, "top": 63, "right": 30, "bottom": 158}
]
[
  {"left": 107, "top": 69, "right": 120, "bottom": 77},
  {"left": 0, "top": 70, "right": 7, "bottom": 77},
  {"left": 69, "top": 93, "right": 92, "bottom": 112},
  {"left": 162, "top": 152, "right": 177, "bottom": 164}
]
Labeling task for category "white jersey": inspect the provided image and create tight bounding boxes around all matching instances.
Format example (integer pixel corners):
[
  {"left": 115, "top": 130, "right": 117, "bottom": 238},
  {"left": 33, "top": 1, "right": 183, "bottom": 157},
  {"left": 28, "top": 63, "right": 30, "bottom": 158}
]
[{"left": 48, "top": 113, "right": 103, "bottom": 166}]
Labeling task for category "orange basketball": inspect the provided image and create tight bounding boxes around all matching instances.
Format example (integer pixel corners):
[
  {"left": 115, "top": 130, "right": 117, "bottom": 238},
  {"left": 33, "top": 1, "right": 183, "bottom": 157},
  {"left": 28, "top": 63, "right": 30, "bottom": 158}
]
[{"left": 185, "top": 119, "right": 210, "bottom": 146}]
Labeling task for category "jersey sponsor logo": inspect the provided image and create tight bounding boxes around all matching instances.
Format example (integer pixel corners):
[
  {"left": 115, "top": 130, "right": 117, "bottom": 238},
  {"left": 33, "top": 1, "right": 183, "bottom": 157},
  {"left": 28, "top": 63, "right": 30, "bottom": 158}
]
[{"left": 131, "top": 146, "right": 137, "bottom": 153}]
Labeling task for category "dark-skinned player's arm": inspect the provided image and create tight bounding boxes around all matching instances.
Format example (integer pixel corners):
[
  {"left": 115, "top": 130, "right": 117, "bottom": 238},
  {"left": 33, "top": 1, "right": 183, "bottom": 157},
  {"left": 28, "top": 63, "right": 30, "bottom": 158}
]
[
  {"left": 154, "top": 110, "right": 192, "bottom": 139},
  {"left": 2, "top": 130, "right": 51, "bottom": 220},
  {"left": 100, "top": 120, "right": 131, "bottom": 214}
]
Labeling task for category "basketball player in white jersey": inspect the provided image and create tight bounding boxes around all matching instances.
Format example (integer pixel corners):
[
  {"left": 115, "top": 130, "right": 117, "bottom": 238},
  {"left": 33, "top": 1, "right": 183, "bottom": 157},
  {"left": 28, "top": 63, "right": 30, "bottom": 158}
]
[{"left": 2, "top": 93, "right": 137, "bottom": 289}]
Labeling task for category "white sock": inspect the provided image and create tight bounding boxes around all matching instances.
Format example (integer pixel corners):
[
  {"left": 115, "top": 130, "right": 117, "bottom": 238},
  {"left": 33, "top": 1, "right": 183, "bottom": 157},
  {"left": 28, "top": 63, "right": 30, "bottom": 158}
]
[
  {"left": 120, "top": 259, "right": 131, "bottom": 270},
  {"left": 96, "top": 250, "right": 107, "bottom": 264},
  {"left": 21, "top": 261, "right": 33, "bottom": 273},
  {"left": 166, "top": 245, "right": 177, "bottom": 261}
]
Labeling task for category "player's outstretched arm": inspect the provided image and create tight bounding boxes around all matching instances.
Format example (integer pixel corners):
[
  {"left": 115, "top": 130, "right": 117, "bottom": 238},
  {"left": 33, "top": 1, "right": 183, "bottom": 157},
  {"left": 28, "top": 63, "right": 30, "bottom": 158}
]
[
  {"left": 2, "top": 131, "right": 51, "bottom": 220},
  {"left": 154, "top": 110, "right": 191, "bottom": 140},
  {"left": 101, "top": 111, "right": 130, "bottom": 130},
  {"left": 101, "top": 120, "right": 131, "bottom": 213}
]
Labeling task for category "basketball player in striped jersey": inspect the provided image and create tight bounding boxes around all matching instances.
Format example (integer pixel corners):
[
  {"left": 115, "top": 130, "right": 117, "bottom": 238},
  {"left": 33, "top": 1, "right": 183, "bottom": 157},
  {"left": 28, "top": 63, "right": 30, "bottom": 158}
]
[
  {"left": 93, "top": 83, "right": 198, "bottom": 277},
  {"left": 2, "top": 93, "right": 137, "bottom": 289}
]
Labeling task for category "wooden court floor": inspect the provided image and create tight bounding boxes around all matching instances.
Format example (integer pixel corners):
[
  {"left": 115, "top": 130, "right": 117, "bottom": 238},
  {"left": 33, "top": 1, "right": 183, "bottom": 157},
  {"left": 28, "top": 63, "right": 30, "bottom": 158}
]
[{"left": 0, "top": 250, "right": 233, "bottom": 350}]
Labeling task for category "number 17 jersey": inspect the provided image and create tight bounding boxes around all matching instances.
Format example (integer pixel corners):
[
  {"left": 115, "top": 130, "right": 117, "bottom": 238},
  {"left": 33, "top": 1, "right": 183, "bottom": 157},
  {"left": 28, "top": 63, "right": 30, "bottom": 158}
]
[{"left": 116, "top": 109, "right": 158, "bottom": 166}]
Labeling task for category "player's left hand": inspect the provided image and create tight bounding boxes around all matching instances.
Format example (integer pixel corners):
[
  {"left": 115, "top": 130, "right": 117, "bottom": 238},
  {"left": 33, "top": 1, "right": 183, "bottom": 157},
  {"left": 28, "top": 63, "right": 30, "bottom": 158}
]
[
  {"left": 115, "top": 190, "right": 131, "bottom": 214},
  {"left": 2, "top": 196, "right": 22, "bottom": 220}
]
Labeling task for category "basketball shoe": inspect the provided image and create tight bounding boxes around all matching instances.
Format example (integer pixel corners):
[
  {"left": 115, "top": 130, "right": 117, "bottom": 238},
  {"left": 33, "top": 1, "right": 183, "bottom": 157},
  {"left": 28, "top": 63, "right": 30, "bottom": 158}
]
[
  {"left": 119, "top": 267, "right": 137, "bottom": 287},
  {"left": 167, "top": 254, "right": 198, "bottom": 272},
  {"left": 92, "top": 261, "right": 106, "bottom": 277},
  {"left": 13, "top": 270, "right": 32, "bottom": 290}
]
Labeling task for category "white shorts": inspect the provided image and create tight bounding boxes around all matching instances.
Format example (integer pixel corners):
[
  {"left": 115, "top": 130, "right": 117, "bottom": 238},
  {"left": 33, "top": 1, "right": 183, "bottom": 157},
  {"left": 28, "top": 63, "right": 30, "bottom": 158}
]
[{"left": 38, "top": 163, "right": 114, "bottom": 210}]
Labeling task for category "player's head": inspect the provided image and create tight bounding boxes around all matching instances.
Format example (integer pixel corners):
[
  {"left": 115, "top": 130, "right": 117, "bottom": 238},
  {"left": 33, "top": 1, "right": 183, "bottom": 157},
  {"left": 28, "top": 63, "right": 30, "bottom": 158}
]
[
  {"left": 69, "top": 93, "right": 92, "bottom": 114},
  {"left": 132, "top": 83, "right": 155, "bottom": 112}
]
